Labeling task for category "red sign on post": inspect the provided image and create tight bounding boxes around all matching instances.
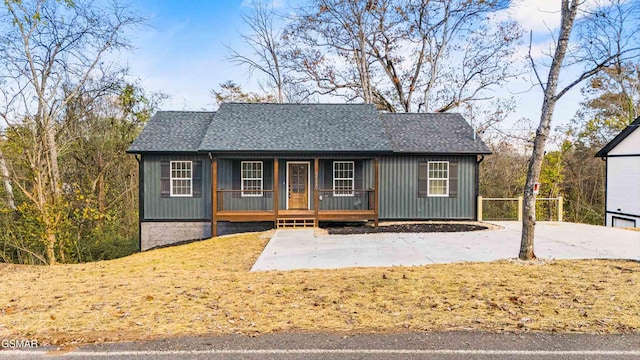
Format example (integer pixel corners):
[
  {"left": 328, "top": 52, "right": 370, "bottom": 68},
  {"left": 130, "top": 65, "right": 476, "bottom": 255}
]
[{"left": 533, "top": 182, "right": 540, "bottom": 195}]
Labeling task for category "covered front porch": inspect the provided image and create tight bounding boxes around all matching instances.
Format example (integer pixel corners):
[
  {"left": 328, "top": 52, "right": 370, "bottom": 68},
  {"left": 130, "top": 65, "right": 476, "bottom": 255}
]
[{"left": 211, "top": 156, "right": 379, "bottom": 236}]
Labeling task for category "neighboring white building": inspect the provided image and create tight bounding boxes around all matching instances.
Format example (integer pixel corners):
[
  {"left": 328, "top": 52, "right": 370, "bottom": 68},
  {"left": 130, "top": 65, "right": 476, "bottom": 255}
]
[{"left": 596, "top": 117, "right": 640, "bottom": 228}]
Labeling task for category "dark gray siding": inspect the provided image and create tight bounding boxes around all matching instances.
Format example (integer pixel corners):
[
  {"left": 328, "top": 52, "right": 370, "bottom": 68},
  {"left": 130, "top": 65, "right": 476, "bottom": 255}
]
[
  {"left": 143, "top": 154, "right": 211, "bottom": 220},
  {"left": 379, "top": 155, "right": 477, "bottom": 219},
  {"left": 142, "top": 153, "right": 476, "bottom": 220}
]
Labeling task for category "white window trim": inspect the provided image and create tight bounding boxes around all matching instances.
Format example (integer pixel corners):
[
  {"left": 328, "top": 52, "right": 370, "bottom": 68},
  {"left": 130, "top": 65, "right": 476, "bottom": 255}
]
[
  {"left": 170, "top": 160, "right": 193, "bottom": 197},
  {"left": 427, "top": 161, "right": 449, "bottom": 197},
  {"left": 333, "top": 161, "right": 355, "bottom": 197},
  {"left": 241, "top": 161, "right": 263, "bottom": 197}
]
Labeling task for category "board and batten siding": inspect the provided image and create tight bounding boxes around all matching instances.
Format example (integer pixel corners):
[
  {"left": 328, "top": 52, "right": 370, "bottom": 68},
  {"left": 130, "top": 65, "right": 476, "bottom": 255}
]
[
  {"left": 378, "top": 155, "right": 477, "bottom": 219},
  {"left": 143, "top": 154, "right": 211, "bottom": 220}
]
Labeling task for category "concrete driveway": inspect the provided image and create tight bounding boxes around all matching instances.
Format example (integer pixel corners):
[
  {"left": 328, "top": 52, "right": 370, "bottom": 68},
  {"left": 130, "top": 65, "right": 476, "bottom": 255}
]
[{"left": 250, "top": 222, "right": 640, "bottom": 271}]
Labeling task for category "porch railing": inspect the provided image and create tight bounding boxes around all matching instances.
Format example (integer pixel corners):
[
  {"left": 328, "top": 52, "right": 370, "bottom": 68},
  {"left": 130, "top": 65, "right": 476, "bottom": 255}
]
[
  {"left": 216, "top": 190, "right": 275, "bottom": 212},
  {"left": 215, "top": 189, "right": 377, "bottom": 212},
  {"left": 318, "top": 189, "right": 375, "bottom": 211}
]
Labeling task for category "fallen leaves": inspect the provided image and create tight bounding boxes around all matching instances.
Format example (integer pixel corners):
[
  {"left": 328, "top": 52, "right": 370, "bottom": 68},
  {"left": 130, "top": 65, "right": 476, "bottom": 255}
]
[{"left": 0, "top": 233, "right": 638, "bottom": 347}]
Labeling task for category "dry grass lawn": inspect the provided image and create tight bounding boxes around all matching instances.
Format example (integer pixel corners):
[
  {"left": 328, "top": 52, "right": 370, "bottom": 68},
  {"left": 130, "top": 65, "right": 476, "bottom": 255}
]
[{"left": 0, "top": 232, "right": 639, "bottom": 346}]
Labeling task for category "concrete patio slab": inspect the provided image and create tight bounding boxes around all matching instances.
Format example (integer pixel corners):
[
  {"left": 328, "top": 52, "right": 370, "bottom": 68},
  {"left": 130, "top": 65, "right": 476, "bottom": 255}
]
[{"left": 250, "top": 222, "right": 640, "bottom": 271}]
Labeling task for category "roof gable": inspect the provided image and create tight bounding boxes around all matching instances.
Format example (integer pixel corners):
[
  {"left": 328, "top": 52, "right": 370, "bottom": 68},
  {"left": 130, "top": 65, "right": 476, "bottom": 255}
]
[
  {"left": 381, "top": 113, "right": 491, "bottom": 154},
  {"left": 198, "top": 103, "right": 391, "bottom": 152},
  {"left": 596, "top": 117, "right": 640, "bottom": 157}
]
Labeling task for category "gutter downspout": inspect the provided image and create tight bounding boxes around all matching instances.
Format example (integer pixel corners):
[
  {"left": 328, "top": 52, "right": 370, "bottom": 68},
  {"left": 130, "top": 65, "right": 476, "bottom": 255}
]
[{"left": 475, "top": 155, "right": 485, "bottom": 221}]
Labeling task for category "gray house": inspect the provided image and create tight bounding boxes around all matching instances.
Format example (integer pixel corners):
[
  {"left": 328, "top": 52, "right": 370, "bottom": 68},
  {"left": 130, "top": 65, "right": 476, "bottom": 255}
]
[{"left": 128, "top": 103, "right": 491, "bottom": 250}]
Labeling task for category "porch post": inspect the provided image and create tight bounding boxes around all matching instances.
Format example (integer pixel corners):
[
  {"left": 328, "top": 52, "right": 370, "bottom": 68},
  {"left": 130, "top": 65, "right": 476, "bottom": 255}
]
[
  {"left": 212, "top": 156, "right": 218, "bottom": 238},
  {"left": 314, "top": 157, "right": 319, "bottom": 226},
  {"left": 274, "top": 158, "right": 279, "bottom": 227},
  {"left": 374, "top": 157, "right": 379, "bottom": 227}
]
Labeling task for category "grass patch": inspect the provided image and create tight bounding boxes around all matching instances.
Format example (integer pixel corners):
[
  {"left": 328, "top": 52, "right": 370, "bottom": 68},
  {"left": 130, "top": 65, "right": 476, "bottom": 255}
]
[{"left": 0, "top": 232, "right": 638, "bottom": 345}]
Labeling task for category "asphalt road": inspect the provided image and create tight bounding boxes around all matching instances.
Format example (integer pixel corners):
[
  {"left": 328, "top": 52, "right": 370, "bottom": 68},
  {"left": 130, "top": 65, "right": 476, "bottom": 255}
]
[{"left": 2, "top": 332, "right": 640, "bottom": 359}]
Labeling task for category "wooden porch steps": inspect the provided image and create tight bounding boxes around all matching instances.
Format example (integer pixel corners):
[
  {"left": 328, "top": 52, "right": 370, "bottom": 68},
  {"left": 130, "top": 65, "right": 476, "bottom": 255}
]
[{"left": 276, "top": 218, "right": 316, "bottom": 228}]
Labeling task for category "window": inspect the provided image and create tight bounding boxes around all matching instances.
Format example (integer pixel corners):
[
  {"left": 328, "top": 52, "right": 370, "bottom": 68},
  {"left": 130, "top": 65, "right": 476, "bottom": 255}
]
[
  {"left": 333, "top": 161, "right": 354, "bottom": 196},
  {"left": 241, "top": 161, "right": 263, "bottom": 197},
  {"left": 170, "top": 161, "right": 192, "bottom": 197},
  {"left": 428, "top": 161, "right": 449, "bottom": 196}
]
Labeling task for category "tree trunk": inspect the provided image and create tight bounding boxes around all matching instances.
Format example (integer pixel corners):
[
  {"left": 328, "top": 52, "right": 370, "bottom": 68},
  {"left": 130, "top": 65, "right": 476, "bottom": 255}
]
[
  {"left": 58, "top": 234, "right": 66, "bottom": 264},
  {"left": 46, "top": 123, "right": 62, "bottom": 196},
  {"left": 97, "top": 171, "right": 106, "bottom": 213},
  {"left": 520, "top": 0, "right": 578, "bottom": 260},
  {"left": 45, "top": 223, "right": 57, "bottom": 265},
  {"left": 0, "top": 148, "right": 16, "bottom": 210},
  {"left": 520, "top": 100, "right": 556, "bottom": 259}
]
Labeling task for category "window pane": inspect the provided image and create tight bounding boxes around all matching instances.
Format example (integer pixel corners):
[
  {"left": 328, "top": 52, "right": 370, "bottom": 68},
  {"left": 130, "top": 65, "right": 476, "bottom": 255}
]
[
  {"left": 242, "top": 162, "right": 263, "bottom": 196},
  {"left": 333, "top": 162, "right": 354, "bottom": 196},
  {"left": 429, "top": 179, "right": 446, "bottom": 195},
  {"left": 170, "top": 161, "right": 192, "bottom": 196},
  {"left": 427, "top": 162, "right": 448, "bottom": 196}
]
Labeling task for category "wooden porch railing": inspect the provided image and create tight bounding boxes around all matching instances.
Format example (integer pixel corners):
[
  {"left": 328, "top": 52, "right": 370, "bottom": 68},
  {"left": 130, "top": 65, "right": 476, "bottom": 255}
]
[
  {"left": 216, "top": 189, "right": 275, "bottom": 212},
  {"left": 318, "top": 189, "right": 375, "bottom": 211}
]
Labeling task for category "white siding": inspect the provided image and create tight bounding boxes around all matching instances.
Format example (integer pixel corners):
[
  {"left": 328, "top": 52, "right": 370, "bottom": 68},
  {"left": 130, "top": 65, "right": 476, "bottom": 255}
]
[
  {"left": 607, "top": 156, "right": 640, "bottom": 222},
  {"left": 609, "top": 127, "right": 640, "bottom": 155}
]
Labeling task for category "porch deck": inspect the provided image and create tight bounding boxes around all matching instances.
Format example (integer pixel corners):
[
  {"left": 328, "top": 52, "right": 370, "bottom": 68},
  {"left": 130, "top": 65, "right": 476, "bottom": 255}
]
[
  {"left": 211, "top": 157, "right": 380, "bottom": 236},
  {"left": 215, "top": 209, "right": 377, "bottom": 223}
]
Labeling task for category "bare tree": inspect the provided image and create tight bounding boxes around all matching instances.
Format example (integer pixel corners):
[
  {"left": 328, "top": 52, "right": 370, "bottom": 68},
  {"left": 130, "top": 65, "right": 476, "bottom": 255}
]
[
  {"left": 227, "top": 1, "right": 287, "bottom": 102},
  {"left": 284, "top": 0, "right": 520, "bottom": 114},
  {"left": 285, "top": 0, "right": 377, "bottom": 104},
  {"left": 369, "top": 0, "right": 519, "bottom": 113},
  {"left": 0, "top": 0, "right": 144, "bottom": 264},
  {"left": 520, "top": 0, "right": 640, "bottom": 259}
]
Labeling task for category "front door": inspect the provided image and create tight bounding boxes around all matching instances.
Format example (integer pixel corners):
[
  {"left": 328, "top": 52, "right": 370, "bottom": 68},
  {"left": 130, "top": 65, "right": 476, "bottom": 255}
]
[{"left": 288, "top": 163, "right": 309, "bottom": 209}]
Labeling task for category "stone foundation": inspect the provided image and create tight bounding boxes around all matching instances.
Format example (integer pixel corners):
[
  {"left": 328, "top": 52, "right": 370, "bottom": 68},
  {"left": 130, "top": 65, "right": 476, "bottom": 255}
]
[
  {"left": 140, "top": 221, "right": 276, "bottom": 251},
  {"left": 141, "top": 221, "right": 211, "bottom": 251}
]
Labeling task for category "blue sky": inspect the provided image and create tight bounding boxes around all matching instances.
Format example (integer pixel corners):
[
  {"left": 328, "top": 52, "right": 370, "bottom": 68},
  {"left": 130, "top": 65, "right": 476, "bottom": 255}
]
[
  {"left": 122, "top": 0, "right": 597, "bottom": 135},
  {"left": 124, "top": 0, "right": 251, "bottom": 110}
]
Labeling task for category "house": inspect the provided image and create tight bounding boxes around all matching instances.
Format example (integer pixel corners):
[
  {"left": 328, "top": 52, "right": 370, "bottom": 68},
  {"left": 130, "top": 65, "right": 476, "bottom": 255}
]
[
  {"left": 595, "top": 116, "right": 640, "bottom": 228},
  {"left": 127, "top": 103, "right": 491, "bottom": 250}
]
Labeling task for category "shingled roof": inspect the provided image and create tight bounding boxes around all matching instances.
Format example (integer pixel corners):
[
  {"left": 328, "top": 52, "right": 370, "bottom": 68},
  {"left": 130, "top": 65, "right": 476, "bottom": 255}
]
[
  {"left": 127, "top": 103, "right": 491, "bottom": 155},
  {"left": 127, "top": 111, "right": 214, "bottom": 153},
  {"left": 381, "top": 113, "right": 491, "bottom": 154},
  {"left": 199, "top": 103, "right": 390, "bottom": 152}
]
